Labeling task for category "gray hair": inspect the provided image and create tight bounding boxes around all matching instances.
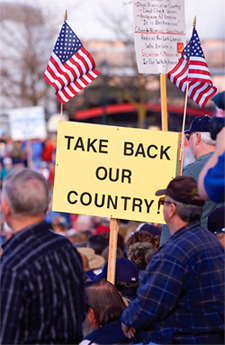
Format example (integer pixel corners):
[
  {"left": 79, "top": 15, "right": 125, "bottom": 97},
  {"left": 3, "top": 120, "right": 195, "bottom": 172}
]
[
  {"left": 198, "top": 132, "right": 216, "bottom": 146},
  {"left": 166, "top": 196, "right": 203, "bottom": 222},
  {"left": 2, "top": 168, "right": 50, "bottom": 217}
]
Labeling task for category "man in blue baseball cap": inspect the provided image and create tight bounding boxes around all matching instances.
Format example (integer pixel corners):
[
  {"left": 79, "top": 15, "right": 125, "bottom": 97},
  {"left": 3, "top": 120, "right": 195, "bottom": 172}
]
[
  {"left": 182, "top": 114, "right": 224, "bottom": 227},
  {"left": 160, "top": 115, "right": 225, "bottom": 246}
]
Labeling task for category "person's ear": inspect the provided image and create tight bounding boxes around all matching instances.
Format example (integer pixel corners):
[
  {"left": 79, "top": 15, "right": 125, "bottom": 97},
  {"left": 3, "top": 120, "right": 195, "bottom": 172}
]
[
  {"left": 195, "top": 132, "right": 201, "bottom": 143},
  {"left": 87, "top": 308, "right": 99, "bottom": 329},
  {"left": 168, "top": 202, "right": 177, "bottom": 218},
  {"left": 1, "top": 200, "right": 10, "bottom": 219}
]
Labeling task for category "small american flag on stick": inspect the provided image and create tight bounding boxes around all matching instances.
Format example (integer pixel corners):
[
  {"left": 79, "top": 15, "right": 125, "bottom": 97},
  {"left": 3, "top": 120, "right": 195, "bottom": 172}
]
[
  {"left": 43, "top": 21, "right": 100, "bottom": 104},
  {"left": 168, "top": 26, "right": 217, "bottom": 108}
]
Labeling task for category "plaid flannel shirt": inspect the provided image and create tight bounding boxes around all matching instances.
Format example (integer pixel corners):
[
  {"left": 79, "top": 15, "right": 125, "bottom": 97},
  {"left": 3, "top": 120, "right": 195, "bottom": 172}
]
[{"left": 121, "top": 221, "right": 224, "bottom": 344}]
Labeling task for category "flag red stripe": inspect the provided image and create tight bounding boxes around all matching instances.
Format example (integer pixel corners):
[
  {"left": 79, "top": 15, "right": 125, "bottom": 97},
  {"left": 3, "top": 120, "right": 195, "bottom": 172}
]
[
  {"left": 69, "top": 56, "right": 85, "bottom": 77},
  {"left": 167, "top": 56, "right": 185, "bottom": 80},
  {"left": 49, "top": 56, "right": 71, "bottom": 84},
  {"left": 76, "top": 51, "right": 90, "bottom": 72},
  {"left": 80, "top": 47, "right": 96, "bottom": 69},
  {"left": 56, "top": 69, "right": 100, "bottom": 104}
]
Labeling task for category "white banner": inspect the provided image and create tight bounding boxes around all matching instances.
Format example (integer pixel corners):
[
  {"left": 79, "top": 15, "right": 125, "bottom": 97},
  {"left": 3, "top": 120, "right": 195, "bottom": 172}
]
[
  {"left": 133, "top": 0, "right": 186, "bottom": 74},
  {"left": 9, "top": 106, "right": 47, "bottom": 141}
]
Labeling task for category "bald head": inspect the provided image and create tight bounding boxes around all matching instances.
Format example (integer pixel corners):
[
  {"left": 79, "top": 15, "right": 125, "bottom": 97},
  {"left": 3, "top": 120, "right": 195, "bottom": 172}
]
[{"left": 2, "top": 168, "right": 50, "bottom": 218}]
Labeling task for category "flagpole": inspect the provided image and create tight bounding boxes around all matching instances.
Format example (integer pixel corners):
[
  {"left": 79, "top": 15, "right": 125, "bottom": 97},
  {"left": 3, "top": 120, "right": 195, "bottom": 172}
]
[
  {"left": 60, "top": 103, "right": 63, "bottom": 121},
  {"left": 177, "top": 81, "right": 189, "bottom": 175},
  {"left": 177, "top": 16, "right": 196, "bottom": 175},
  {"left": 160, "top": 74, "right": 168, "bottom": 131}
]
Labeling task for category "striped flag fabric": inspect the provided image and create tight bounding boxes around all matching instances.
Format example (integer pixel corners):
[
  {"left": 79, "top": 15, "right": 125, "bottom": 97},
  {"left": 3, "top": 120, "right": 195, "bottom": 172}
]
[
  {"left": 168, "top": 27, "right": 217, "bottom": 108},
  {"left": 43, "top": 21, "right": 100, "bottom": 104}
]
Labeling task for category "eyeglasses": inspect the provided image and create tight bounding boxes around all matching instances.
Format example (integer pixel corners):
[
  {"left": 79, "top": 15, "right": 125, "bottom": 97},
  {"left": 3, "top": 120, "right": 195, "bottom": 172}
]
[
  {"left": 159, "top": 198, "right": 176, "bottom": 206},
  {"left": 186, "top": 132, "right": 195, "bottom": 141}
]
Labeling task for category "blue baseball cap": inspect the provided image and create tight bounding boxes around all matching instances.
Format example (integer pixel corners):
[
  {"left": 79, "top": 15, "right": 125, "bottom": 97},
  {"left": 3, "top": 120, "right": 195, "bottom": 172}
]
[
  {"left": 94, "top": 258, "right": 139, "bottom": 282},
  {"left": 184, "top": 115, "right": 212, "bottom": 134}
]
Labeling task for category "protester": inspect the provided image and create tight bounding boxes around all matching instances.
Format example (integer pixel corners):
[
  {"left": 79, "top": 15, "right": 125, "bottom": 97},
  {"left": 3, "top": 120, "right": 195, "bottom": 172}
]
[
  {"left": 160, "top": 114, "right": 225, "bottom": 245},
  {"left": 207, "top": 207, "right": 225, "bottom": 248},
  {"left": 87, "top": 234, "right": 108, "bottom": 255},
  {"left": 183, "top": 115, "right": 224, "bottom": 224},
  {"left": 80, "top": 280, "right": 141, "bottom": 345},
  {"left": 0, "top": 168, "right": 87, "bottom": 344},
  {"left": 94, "top": 258, "right": 139, "bottom": 305},
  {"left": 121, "top": 176, "right": 224, "bottom": 345},
  {"left": 133, "top": 223, "right": 161, "bottom": 248},
  {"left": 127, "top": 241, "right": 155, "bottom": 273},
  {"left": 126, "top": 231, "right": 156, "bottom": 273},
  {"left": 77, "top": 247, "right": 105, "bottom": 280},
  {"left": 198, "top": 127, "right": 225, "bottom": 202},
  {"left": 0, "top": 156, "right": 13, "bottom": 181},
  {"left": 101, "top": 245, "right": 124, "bottom": 262}
]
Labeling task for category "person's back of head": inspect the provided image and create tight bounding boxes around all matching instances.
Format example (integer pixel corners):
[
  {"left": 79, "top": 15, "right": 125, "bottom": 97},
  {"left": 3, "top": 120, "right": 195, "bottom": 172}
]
[
  {"left": 184, "top": 115, "right": 216, "bottom": 159},
  {"left": 101, "top": 246, "right": 124, "bottom": 262},
  {"left": 127, "top": 241, "right": 156, "bottom": 270},
  {"left": 87, "top": 234, "right": 108, "bottom": 255},
  {"left": 156, "top": 176, "right": 204, "bottom": 224},
  {"left": 2, "top": 168, "right": 50, "bottom": 219},
  {"left": 85, "top": 280, "right": 126, "bottom": 328},
  {"left": 126, "top": 230, "right": 155, "bottom": 248}
]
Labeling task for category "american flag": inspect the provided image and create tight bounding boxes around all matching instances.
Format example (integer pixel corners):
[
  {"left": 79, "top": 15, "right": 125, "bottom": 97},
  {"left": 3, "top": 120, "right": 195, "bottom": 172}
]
[
  {"left": 43, "top": 21, "right": 100, "bottom": 104},
  {"left": 168, "top": 27, "right": 217, "bottom": 108}
]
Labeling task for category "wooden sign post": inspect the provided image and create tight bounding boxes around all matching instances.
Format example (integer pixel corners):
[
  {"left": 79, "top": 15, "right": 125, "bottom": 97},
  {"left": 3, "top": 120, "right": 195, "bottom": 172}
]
[{"left": 107, "top": 218, "right": 120, "bottom": 284}]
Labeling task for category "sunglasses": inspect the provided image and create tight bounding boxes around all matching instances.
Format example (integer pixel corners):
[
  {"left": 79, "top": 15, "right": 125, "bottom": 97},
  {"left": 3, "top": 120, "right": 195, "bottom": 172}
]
[
  {"left": 186, "top": 132, "right": 195, "bottom": 141},
  {"left": 159, "top": 197, "right": 176, "bottom": 206}
]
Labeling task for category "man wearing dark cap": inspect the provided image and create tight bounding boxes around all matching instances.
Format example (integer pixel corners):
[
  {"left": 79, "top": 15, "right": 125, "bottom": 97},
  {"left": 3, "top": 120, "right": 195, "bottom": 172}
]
[{"left": 121, "top": 176, "right": 224, "bottom": 345}]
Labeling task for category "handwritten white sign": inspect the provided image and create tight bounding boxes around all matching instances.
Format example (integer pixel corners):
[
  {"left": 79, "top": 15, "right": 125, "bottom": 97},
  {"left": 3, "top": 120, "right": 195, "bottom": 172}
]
[
  {"left": 9, "top": 106, "right": 47, "bottom": 141},
  {"left": 133, "top": 0, "right": 186, "bottom": 74}
]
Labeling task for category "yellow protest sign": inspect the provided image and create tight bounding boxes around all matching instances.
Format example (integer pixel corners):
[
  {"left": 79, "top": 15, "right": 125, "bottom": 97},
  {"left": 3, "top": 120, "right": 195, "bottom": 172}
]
[{"left": 52, "top": 122, "right": 179, "bottom": 223}]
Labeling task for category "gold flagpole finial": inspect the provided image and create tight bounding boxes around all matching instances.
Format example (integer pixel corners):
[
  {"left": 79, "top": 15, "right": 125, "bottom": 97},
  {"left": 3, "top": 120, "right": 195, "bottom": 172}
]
[
  {"left": 193, "top": 16, "right": 196, "bottom": 27},
  {"left": 64, "top": 10, "right": 67, "bottom": 21}
]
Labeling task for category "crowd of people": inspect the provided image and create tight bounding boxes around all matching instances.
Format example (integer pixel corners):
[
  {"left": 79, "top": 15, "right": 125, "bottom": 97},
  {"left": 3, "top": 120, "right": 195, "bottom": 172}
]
[{"left": 0, "top": 110, "right": 224, "bottom": 345}]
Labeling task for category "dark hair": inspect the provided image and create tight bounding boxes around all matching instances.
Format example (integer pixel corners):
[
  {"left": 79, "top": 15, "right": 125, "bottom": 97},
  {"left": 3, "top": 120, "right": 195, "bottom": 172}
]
[
  {"left": 115, "top": 279, "right": 139, "bottom": 292},
  {"left": 86, "top": 280, "right": 126, "bottom": 326},
  {"left": 87, "top": 234, "right": 108, "bottom": 255},
  {"left": 127, "top": 231, "right": 155, "bottom": 246}
]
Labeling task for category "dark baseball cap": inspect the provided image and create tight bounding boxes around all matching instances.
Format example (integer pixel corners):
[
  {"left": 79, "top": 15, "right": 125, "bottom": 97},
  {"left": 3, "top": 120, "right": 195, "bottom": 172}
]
[
  {"left": 184, "top": 115, "right": 212, "bottom": 134},
  {"left": 155, "top": 176, "right": 204, "bottom": 206},
  {"left": 94, "top": 257, "right": 139, "bottom": 282},
  {"left": 207, "top": 207, "right": 225, "bottom": 234}
]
